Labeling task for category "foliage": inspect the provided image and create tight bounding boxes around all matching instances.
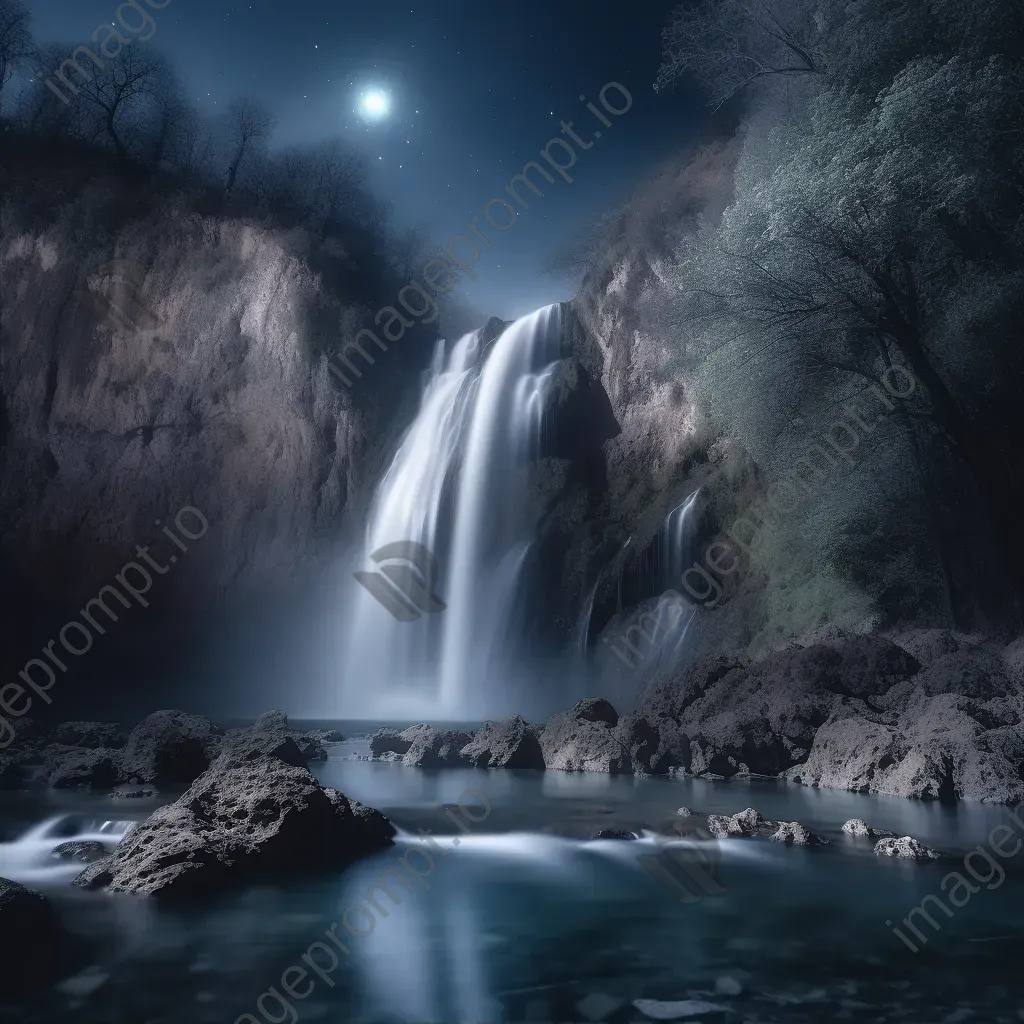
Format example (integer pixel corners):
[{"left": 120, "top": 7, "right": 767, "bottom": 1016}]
[{"left": 655, "top": 0, "right": 1024, "bottom": 631}]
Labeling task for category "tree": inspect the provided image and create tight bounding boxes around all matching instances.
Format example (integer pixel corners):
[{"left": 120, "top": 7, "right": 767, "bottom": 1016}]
[
  {"left": 223, "top": 96, "right": 275, "bottom": 195},
  {"left": 0, "top": 0, "right": 31, "bottom": 109},
  {"left": 655, "top": 0, "right": 823, "bottom": 107},
  {"left": 71, "top": 48, "right": 170, "bottom": 160}
]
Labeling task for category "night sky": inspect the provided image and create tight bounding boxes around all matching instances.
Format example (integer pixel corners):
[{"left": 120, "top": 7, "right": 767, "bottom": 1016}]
[{"left": 29, "top": 0, "right": 704, "bottom": 320}]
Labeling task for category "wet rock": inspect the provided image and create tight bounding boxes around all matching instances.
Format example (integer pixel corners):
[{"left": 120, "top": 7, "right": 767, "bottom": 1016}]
[
  {"left": 769, "top": 821, "right": 828, "bottom": 846},
  {"left": 786, "top": 693, "right": 1024, "bottom": 803},
  {"left": 370, "top": 727, "right": 413, "bottom": 758},
  {"left": 109, "top": 779, "right": 159, "bottom": 799},
  {"left": 571, "top": 697, "right": 619, "bottom": 727},
  {"left": 460, "top": 715, "right": 545, "bottom": 769},
  {"left": 400, "top": 726, "right": 473, "bottom": 767},
  {"left": 874, "top": 836, "right": 940, "bottom": 860},
  {"left": 891, "top": 628, "right": 993, "bottom": 669},
  {"left": 47, "top": 747, "right": 124, "bottom": 789},
  {"left": 54, "top": 722, "right": 127, "bottom": 748},
  {"left": 120, "top": 711, "right": 223, "bottom": 787},
  {"left": 253, "top": 709, "right": 289, "bottom": 732},
  {"left": 594, "top": 829, "right": 638, "bottom": 840},
  {"left": 612, "top": 711, "right": 689, "bottom": 775},
  {"left": 214, "top": 728, "right": 308, "bottom": 770},
  {"left": 71, "top": 858, "right": 115, "bottom": 890},
  {"left": 706, "top": 807, "right": 762, "bottom": 838},
  {"left": 540, "top": 699, "right": 631, "bottom": 773},
  {"left": 638, "top": 636, "right": 920, "bottom": 781},
  {"left": 79, "top": 752, "right": 394, "bottom": 900},
  {"left": 292, "top": 733, "right": 328, "bottom": 762},
  {"left": 842, "top": 818, "right": 874, "bottom": 837},
  {"left": 52, "top": 840, "right": 109, "bottom": 863},
  {"left": 676, "top": 806, "right": 692, "bottom": 816},
  {"left": 0, "top": 877, "right": 75, "bottom": 993}
]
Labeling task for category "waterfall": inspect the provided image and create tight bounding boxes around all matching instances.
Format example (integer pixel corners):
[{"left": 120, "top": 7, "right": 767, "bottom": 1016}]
[{"left": 342, "top": 305, "right": 563, "bottom": 720}]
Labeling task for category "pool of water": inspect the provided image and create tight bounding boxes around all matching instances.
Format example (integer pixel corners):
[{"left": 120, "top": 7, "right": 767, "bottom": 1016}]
[{"left": 1, "top": 744, "right": 1021, "bottom": 1023}]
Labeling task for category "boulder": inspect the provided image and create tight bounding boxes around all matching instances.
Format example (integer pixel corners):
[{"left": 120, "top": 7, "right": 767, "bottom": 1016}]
[
  {"left": 213, "top": 729, "right": 308, "bottom": 770},
  {"left": 253, "top": 709, "right": 289, "bottom": 732},
  {"left": 47, "top": 747, "right": 124, "bottom": 789},
  {"left": 786, "top": 693, "right": 1024, "bottom": 803},
  {"left": 109, "top": 780, "right": 159, "bottom": 800},
  {"left": 769, "top": 821, "right": 828, "bottom": 846},
  {"left": 460, "top": 715, "right": 545, "bottom": 769},
  {"left": 540, "top": 700, "right": 631, "bottom": 773},
  {"left": 874, "top": 836, "right": 940, "bottom": 860},
  {"left": 370, "top": 727, "right": 413, "bottom": 758},
  {"left": 570, "top": 698, "right": 619, "bottom": 727},
  {"left": 891, "top": 628, "right": 992, "bottom": 669},
  {"left": 52, "top": 840, "right": 109, "bottom": 863},
  {"left": 842, "top": 818, "right": 875, "bottom": 837},
  {"left": 76, "top": 753, "right": 394, "bottom": 900},
  {"left": 120, "top": 711, "right": 223, "bottom": 787},
  {"left": 401, "top": 726, "right": 473, "bottom": 768},
  {"left": 706, "top": 807, "right": 762, "bottom": 838},
  {"left": 0, "top": 877, "right": 76, "bottom": 993},
  {"left": 637, "top": 636, "right": 921, "bottom": 781},
  {"left": 611, "top": 712, "right": 688, "bottom": 775},
  {"left": 292, "top": 733, "right": 328, "bottom": 761},
  {"left": 54, "top": 722, "right": 127, "bottom": 749},
  {"left": 593, "top": 829, "right": 637, "bottom": 840}
]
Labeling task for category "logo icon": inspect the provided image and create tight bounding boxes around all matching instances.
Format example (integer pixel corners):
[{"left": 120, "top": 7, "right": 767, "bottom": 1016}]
[
  {"left": 74, "top": 259, "right": 161, "bottom": 335},
  {"left": 354, "top": 541, "right": 447, "bottom": 622}
]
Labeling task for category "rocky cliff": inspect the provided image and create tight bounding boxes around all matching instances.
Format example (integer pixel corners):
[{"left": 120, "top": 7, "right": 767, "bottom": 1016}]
[{"left": 0, "top": 137, "right": 424, "bottom": 708}]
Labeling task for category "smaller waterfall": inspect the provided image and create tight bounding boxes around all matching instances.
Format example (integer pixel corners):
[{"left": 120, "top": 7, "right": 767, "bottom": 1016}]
[
  {"left": 596, "top": 490, "right": 702, "bottom": 685},
  {"left": 0, "top": 814, "right": 134, "bottom": 886}
]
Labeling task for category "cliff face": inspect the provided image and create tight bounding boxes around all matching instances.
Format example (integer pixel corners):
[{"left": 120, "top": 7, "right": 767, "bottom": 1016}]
[
  {"left": 0, "top": 145, "right": 409, "bottom": 700},
  {"left": 554, "top": 140, "right": 771, "bottom": 662}
]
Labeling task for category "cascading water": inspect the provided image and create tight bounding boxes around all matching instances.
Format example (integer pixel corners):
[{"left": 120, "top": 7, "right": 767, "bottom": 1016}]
[
  {"left": 342, "top": 305, "right": 563, "bottom": 720},
  {"left": 0, "top": 814, "right": 134, "bottom": 886}
]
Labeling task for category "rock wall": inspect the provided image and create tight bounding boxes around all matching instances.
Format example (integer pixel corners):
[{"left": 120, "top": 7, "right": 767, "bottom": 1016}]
[{"left": 0, "top": 144, "right": 413, "bottom": 702}]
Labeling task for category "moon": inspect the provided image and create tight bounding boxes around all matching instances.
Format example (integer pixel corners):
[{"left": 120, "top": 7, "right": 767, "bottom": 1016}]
[{"left": 359, "top": 88, "right": 391, "bottom": 121}]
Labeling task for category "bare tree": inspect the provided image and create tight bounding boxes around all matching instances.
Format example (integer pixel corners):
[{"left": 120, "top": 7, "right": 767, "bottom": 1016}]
[
  {"left": 223, "top": 96, "right": 275, "bottom": 194},
  {"left": 655, "top": 0, "right": 822, "bottom": 107},
  {"left": 71, "top": 48, "right": 170, "bottom": 159},
  {"left": 0, "top": 0, "right": 31, "bottom": 108}
]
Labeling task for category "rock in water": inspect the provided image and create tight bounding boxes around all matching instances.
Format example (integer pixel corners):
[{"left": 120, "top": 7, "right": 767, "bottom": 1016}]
[
  {"left": 120, "top": 710, "right": 223, "bottom": 787},
  {"left": 370, "top": 727, "right": 413, "bottom": 758},
  {"left": 52, "top": 840, "right": 109, "bottom": 863},
  {"left": 460, "top": 715, "right": 545, "bottom": 769},
  {"left": 401, "top": 726, "right": 473, "bottom": 767},
  {"left": 874, "top": 836, "right": 941, "bottom": 860},
  {"left": 769, "top": 821, "right": 828, "bottom": 846},
  {"left": 707, "top": 807, "right": 763, "bottom": 838},
  {"left": 0, "top": 877, "right": 76, "bottom": 993},
  {"left": 46, "top": 747, "right": 124, "bottom": 789},
  {"left": 842, "top": 818, "right": 874, "bottom": 837},
  {"left": 540, "top": 699, "right": 631, "bottom": 773},
  {"left": 75, "top": 753, "right": 394, "bottom": 900}
]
